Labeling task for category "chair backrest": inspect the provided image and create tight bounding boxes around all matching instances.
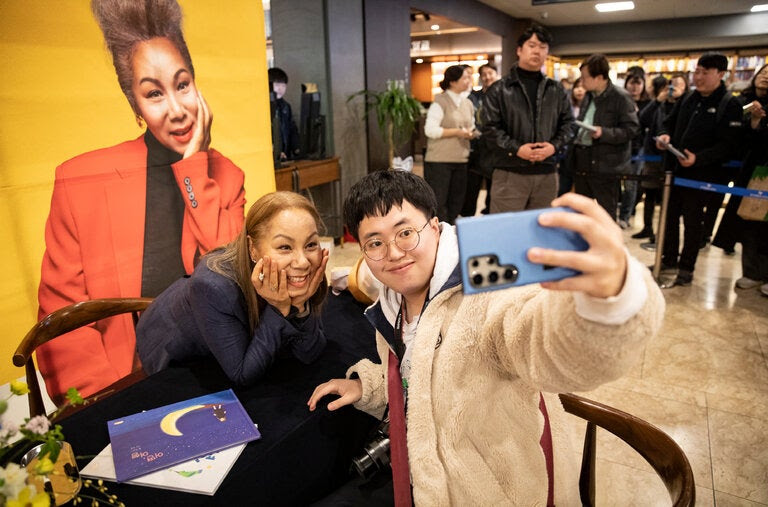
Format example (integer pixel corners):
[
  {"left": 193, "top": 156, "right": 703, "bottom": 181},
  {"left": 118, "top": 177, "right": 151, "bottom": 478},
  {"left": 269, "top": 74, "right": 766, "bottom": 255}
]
[
  {"left": 559, "top": 392, "right": 695, "bottom": 507},
  {"left": 14, "top": 297, "right": 153, "bottom": 418}
]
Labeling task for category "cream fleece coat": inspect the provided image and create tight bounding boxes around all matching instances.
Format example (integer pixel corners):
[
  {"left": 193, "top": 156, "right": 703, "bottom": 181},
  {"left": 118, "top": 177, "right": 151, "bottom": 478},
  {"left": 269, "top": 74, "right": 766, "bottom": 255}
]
[{"left": 347, "top": 224, "right": 665, "bottom": 506}]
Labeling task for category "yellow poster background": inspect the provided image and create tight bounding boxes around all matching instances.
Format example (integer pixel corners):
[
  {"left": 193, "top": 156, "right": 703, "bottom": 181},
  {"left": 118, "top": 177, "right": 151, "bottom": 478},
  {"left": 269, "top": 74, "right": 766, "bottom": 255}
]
[{"left": 0, "top": 1, "right": 273, "bottom": 384}]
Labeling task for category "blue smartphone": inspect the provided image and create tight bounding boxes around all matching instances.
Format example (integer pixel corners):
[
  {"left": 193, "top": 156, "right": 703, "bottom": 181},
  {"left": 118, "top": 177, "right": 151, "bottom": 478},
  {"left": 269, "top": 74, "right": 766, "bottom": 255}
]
[{"left": 455, "top": 207, "right": 589, "bottom": 294}]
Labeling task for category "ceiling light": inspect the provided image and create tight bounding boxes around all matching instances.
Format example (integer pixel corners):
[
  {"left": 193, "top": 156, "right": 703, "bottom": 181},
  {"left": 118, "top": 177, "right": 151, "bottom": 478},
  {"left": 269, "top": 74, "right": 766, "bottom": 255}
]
[
  {"left": 595, "top": 1, "right": 635, "bottom": 12},
  {"left": 430, "top": 24, "right": 440, "bottom": 30},
  {"left": 751, "top": 4, "right": 768, "bottom": 11},
  {"left": 415, "top": 58, "right": 424, "bottom": 64}
]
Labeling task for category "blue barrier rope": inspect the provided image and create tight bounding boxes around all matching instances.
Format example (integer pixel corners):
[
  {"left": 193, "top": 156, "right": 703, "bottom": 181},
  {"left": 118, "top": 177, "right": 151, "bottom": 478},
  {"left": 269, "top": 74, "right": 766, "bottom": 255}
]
[
  {"left": 629, "top": 153, "right": 742, "bottom": 168},
  {"left": 673, "top": 177, "right": 768, "bottom": 200},
  {"left": 631, "top": 154, "right": 661, "bottom": 163}
]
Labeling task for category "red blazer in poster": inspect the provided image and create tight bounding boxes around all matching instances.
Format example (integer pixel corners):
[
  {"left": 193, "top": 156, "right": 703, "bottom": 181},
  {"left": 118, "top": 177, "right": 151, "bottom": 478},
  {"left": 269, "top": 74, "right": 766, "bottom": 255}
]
[{"left": 37, "top": 136, "right": 245, "bottom": 403}]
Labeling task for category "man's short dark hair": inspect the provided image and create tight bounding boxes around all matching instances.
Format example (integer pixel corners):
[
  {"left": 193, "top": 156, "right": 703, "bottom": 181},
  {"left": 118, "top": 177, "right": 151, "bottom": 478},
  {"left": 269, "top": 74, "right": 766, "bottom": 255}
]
[
  {"left": 268, "top": 67, "right": 288, "bottom": 84},
  {"left": 580, "top": 54, "right": 610, "bottom": 80},
  {"left": 697, "top": 52, "right": 728, "bottom": 72},
  {"left": 517, "top": 23, "right": 552, "bottom": 47},
  {"left": 343, "top": 171, "right": 437, "bottom": 241},
  {"left": 478, "top": 63, "right": 497, "bottom": 74}
]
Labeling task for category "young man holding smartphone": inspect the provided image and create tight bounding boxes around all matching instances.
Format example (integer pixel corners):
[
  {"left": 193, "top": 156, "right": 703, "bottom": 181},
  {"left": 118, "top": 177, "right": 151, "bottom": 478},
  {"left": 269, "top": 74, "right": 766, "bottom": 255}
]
[{"left": 309, "top": 171, "right": 665, "bottom": 505}]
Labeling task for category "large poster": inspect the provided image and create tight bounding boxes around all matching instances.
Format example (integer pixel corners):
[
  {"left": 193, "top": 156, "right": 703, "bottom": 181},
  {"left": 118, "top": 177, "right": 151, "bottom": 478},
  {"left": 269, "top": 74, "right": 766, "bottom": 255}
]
[{"left": 0, "top": 1, "right": 273, "bottom": 385}]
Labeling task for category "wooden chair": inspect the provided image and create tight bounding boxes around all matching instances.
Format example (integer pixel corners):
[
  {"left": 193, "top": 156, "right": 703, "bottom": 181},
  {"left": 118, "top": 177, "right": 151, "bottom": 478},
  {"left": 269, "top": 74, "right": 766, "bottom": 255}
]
[
  {"left": 559, "top": 392, "right": 695, "bottom": 506},
  {"left": 13, "top": 297, "right": 153, "bottom": 418}
]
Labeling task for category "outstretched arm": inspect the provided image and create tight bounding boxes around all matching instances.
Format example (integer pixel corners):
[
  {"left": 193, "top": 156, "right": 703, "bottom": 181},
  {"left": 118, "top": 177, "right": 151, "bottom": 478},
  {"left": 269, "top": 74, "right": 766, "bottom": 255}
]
[
  {"left": 530, "top": 193, "right": 627, "bottom": 298},
  {"left": 481, "top": 192, "right": 665, "bottom": 392}
]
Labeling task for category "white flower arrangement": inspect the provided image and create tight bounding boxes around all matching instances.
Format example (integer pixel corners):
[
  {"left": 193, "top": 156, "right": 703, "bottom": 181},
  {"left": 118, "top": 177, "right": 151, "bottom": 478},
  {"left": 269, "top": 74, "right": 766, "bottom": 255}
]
[{"left": 0, "top": 381, "right": 123, "bottom": 507}]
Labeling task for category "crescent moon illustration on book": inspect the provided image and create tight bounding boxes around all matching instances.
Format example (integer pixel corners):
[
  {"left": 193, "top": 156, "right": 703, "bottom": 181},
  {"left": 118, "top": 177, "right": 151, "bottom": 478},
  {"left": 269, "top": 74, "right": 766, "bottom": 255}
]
[
  {"left": 159, "top": 404, "right": 207, "bottom": 436},
  {"left": 159, "top": 403, "right": 228, "bottom": 436}
]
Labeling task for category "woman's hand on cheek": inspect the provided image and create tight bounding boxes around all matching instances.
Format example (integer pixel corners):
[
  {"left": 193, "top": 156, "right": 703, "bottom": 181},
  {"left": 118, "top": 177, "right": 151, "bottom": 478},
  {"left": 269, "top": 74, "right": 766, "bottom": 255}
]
[
  {"left": 529, "top": 192, "right": 627, "bottom": 298},
  {"left": 252, "top": 256, "right": 291, "bottom": 316},
  {"left": 291, "top": 249, "right": 329, "bottom": 312},
  {"left": 183, "top": 91, "right": 213, "bottom": 159}
]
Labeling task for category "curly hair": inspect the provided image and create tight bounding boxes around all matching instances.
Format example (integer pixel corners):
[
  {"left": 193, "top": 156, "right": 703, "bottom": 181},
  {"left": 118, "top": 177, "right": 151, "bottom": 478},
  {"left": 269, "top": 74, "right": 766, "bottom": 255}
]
[{"left": 91, "top": 0, "right": 195, "bottom": 114}]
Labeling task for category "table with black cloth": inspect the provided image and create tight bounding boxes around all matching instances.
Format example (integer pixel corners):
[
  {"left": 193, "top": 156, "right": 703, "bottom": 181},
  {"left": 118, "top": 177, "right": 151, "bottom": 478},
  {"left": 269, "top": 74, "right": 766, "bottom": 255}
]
[{"left": 58, "top": 290, "right": 379, "bottom": 506}]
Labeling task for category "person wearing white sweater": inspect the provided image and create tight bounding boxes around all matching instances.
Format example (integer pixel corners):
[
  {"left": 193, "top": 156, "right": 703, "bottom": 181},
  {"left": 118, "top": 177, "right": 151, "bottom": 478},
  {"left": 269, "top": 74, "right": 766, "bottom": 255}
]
[{"left": 309, "top": 170, "right": 665, "bottom": 505}]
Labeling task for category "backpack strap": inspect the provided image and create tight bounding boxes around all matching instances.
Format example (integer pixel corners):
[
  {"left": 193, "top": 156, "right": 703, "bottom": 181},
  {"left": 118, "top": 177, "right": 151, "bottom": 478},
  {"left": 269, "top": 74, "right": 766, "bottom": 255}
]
[{"left": 715, "top": 89, "right": 735, "bottom": 124}]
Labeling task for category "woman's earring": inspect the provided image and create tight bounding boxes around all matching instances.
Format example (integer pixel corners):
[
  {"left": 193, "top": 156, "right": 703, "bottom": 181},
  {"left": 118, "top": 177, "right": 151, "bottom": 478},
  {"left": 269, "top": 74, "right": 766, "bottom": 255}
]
[{"left": 136, "top": 115, "right": 144, "bottom": 129}]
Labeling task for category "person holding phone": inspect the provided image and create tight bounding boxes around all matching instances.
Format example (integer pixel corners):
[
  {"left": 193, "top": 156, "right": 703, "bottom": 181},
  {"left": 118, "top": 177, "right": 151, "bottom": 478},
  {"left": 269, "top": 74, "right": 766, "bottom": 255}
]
[
  {"left": 655, "top": 52, "right": 742, "bottom": 286},
  {"left": 713, "top": 63, "right": 768, "bottom": 292},
  {"left": 633, "top": 74, "right": 689, "bottom": 246},
  {"left": 36, "top": 0, "right": 246, "bottom": 404},
  {"left": 137, "top": 192, "right": 328, "bottom": 384},
  {"left": 308, "top": 171, "right": 665, "bottom": 505},
  {"left": 572, "top": 54, "right": 640, "bottom": 221},
  {"left": 423, "top": 65, "right": 478, "bottom": 225}
]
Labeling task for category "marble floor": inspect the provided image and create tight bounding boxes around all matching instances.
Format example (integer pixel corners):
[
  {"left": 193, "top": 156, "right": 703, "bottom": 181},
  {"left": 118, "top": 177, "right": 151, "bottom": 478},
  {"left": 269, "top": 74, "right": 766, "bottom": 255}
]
[{"left": 324, "top": 200, "right": 768, "bottom": 506}]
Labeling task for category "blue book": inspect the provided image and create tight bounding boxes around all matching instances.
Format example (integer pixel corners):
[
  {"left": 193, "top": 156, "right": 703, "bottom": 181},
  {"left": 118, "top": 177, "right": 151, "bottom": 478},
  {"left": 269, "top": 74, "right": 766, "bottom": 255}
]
[{"left": 107, "top": 389, "right": 260, "bottom": 482}]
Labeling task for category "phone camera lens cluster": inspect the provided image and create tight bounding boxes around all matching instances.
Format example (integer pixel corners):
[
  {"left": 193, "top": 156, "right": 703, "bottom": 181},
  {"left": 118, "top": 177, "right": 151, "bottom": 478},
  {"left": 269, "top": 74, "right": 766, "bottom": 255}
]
[{"left": 467, "top": 255, "right": 518, "bottom": 289}]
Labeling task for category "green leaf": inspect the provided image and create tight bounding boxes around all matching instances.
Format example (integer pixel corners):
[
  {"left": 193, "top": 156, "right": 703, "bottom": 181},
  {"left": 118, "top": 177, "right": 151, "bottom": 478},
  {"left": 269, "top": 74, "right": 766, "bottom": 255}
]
[
  {"left": 174, "top": 470, "right": 203, "bottom": 477},
  {"left": 65, "top": 388, "right": 85, "bottom": 406}
]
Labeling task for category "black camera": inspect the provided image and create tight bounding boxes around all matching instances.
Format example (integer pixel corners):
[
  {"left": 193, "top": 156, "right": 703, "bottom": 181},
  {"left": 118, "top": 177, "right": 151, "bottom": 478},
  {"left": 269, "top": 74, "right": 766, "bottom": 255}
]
[{"left": 351, "top": 418, "right": 390, "bottom": 479}]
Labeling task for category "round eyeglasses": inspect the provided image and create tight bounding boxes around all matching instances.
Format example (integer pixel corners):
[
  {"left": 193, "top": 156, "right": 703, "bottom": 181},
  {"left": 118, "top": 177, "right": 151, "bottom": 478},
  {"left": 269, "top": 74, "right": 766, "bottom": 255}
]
[{"left": 362, "top": 220, "right": 431, "bottom": 261}]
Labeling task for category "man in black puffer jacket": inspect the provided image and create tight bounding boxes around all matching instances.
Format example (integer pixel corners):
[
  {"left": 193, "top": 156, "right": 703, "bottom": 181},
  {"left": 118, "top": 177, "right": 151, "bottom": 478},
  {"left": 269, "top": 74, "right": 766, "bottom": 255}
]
[
  {"left": 480, "top": 23, "right": 574, "bottom": 212},
  {"left": 656, "top": 52, "right": 742, "bottom": 287}
]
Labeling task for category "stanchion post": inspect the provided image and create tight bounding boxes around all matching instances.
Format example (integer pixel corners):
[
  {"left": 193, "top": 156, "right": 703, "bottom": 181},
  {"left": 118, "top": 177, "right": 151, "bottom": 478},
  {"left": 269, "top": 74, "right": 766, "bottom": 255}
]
[{"left": 652, "top": 171, "right": 673, "bottom": 282}]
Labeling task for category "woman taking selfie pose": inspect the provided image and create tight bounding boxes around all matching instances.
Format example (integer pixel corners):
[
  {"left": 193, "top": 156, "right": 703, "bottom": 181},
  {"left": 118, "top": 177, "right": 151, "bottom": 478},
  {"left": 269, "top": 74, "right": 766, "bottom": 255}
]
[
  {"left": 137, "top": 192, "right": 329, "bottom": 384},
  {"left": 37, "top": 0, "right": 245, "bottom": 403}
]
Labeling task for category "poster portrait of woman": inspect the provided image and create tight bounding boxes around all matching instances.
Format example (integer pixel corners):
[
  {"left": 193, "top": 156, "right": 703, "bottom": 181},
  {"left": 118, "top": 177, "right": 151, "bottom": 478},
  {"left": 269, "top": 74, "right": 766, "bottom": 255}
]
[{"left": 34, "top": 0, "right": 256, "bottom": 404}]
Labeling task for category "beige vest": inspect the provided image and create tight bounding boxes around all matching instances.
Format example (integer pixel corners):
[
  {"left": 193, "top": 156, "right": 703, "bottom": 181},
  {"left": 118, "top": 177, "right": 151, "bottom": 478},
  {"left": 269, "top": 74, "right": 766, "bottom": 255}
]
[{"left": 425, "top": 92, "right": 473, "bottom": 163}]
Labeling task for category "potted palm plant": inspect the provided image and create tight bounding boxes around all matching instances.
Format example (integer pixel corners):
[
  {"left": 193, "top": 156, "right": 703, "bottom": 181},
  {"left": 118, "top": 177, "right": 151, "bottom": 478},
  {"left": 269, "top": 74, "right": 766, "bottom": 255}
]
[{"left": 348, "top": 80, "right": 424, "bottom": 170}]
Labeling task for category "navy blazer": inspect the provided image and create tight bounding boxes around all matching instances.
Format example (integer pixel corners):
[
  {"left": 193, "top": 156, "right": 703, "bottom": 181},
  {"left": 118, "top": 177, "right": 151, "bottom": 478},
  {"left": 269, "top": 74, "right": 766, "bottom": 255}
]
[{"left": 136, "top": 257, "right": 326, "bottom": 385}]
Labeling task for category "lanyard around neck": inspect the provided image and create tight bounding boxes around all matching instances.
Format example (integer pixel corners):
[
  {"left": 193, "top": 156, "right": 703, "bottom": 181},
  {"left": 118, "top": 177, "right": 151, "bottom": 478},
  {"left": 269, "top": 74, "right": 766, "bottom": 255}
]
[{"left": 393, "top": 297, "right": 428, "bottom": 361}]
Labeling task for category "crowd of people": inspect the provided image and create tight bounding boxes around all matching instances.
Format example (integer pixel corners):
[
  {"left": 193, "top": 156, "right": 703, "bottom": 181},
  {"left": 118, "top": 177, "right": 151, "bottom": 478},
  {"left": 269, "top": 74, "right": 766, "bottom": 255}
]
[{"left": 422, "top": 23, "right": 768, "bottom": 293}]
